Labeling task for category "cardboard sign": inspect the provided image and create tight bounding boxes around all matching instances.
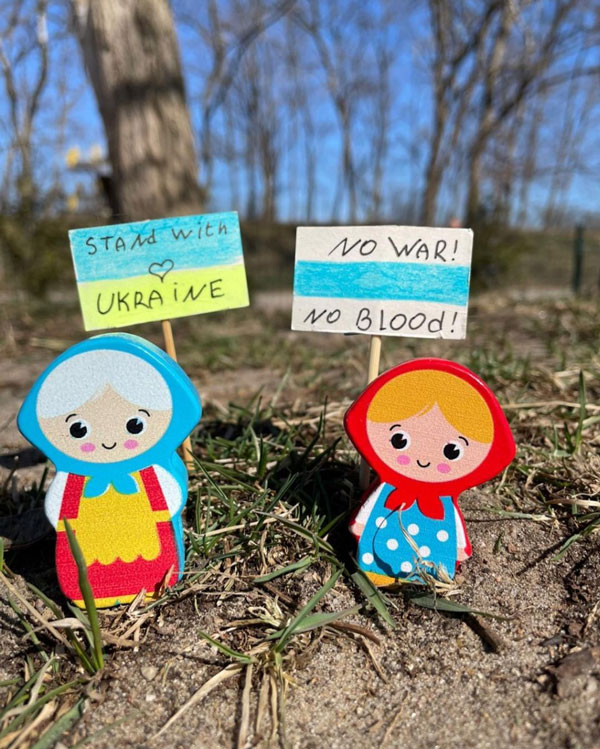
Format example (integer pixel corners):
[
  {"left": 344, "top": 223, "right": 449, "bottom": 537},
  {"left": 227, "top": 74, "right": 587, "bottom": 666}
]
[
  {"left": 345, "top": 358, "right": 515, "bottom": 586},
  {"left": 69, "top": 212, "right": 249, "bottom": 330},
  {"left": 18, "top": 333, "right": 202, "bottom": 608},
  {"left": 291, "top": 226, "right": 473, "bottom": 339}
]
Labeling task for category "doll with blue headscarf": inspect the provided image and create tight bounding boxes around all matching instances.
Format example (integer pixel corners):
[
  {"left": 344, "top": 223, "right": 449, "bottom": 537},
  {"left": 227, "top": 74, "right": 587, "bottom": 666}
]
[{"left": 18, "top": 333, "right": 201, "bottom": 608}]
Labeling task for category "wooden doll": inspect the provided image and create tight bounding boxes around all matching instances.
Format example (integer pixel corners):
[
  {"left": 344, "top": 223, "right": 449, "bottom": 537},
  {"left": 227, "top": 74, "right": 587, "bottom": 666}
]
[
  {"left": 345, "top": 358, "right": 515, "bottom": 586},
  {"left": 18, "top": 333, "right": 201, "bottom": 607}
]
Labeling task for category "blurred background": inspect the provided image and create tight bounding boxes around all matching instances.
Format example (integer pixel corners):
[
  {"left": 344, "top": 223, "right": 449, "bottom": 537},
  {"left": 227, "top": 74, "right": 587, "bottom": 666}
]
[{"left": 0, "top": 0, "right": 599, "bottom": 295}]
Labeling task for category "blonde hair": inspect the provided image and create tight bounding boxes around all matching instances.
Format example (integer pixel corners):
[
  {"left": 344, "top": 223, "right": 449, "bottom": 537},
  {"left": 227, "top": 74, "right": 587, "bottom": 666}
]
[{"left": 367, "top": 370, "right": 494, "bottom": 443}]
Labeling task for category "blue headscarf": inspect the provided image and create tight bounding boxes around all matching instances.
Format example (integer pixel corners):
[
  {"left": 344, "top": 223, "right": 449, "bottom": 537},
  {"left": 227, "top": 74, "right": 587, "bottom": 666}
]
[{"left": 18, "top": 333, "right": 202, "bottom": 499}]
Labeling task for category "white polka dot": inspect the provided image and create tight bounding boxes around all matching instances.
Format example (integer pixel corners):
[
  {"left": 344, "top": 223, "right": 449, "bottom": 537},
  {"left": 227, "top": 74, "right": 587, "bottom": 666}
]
[
  {"left": 407, "top": 523, "right": 419, "bottom": 536},
  {"left": 400, "top": 561, "right": 413, "bottom": 573},
  {"left": 437, "top": 530, "right": 449, "bottom": 542},
  {"left": 419, "top": 546, "right": 431, "bottom": 558},
  {"left": 362, "top": 553, "right": 374, "bottom": 565},
  {"left": 386, "top": 538, "right": 399, "bottom": 551},
  {"left": 375, "top": 516, "right": 387, "bottom": 528}
]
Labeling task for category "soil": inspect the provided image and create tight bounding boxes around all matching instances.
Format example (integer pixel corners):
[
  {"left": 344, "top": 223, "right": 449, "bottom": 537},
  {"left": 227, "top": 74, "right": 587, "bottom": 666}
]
[{"left": 0, "top": 289, "right": 599, "bottom": 748}]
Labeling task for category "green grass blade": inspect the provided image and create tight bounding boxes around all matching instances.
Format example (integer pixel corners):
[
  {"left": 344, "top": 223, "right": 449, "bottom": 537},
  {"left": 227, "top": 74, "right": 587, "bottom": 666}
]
[
  {"left": 25, "top": 582, "right": 63, "bottom": 618},
  {"left": 406, "top": 592, "right": 511, "bottom": 620},
  {"left": 6, "top": 596, "right": 53, "bottom": 662},
  {"left": 253, "top": 556, "right": 312, "bottom": 583},
  {"left": 288, "top": 605, "right": 363, "bottom": 634},
  {"left": 0, "top": 678, "right": 19, "bottom": 688},
  {"left": 275, "top": 567, "right": 343, "bottom": 652},
  {"left": 257, "top": 512, "right": 336, "bottom": 555},
  {"left": 63, "top": 520, "right": 104, "bottom": 671},
  {"left": 0, "top": 679, "right": 82, "bottom": 739},
  {"left": 553, "top": 513, "right": 600, "bottom": 560},
  {"left": 25, "top": 582, "right": 96, "bottom": 674},
  {"left": 30, "top": 697, "right": 86, "bottom": 749},
  {"left": 198, "top": 461, "right": 257, "bottom": 493},
  {"left": 351, "top": 569, "right": 395, "bottom": 628},
  {"left": 196, "top": 629, "right": 253, "bottom": 664},
  {"left": 267, "top": 605, "right": 363, "bottom": 639},
  {"left": 1, "top": 666, "right": 43, "bottom": 713}
]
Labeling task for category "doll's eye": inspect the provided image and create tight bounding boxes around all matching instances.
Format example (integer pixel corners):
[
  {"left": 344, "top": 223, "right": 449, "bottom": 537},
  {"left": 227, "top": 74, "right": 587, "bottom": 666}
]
[
  {"left": 390, "top": 431, "right": 410, "bottom": 450},
  {"left": 69, "top": 420, "right": 90, "bottom": 439},
  {"left": 443, "top": 442, "right": 464, "bottom": 461},
  {"left": 126, "top": 416, "right": 146, "bottom": 435}
]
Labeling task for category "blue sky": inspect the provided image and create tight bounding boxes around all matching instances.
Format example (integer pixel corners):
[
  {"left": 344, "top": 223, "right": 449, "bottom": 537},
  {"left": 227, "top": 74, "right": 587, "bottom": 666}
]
[{"left": 1, "top": 0, "right": 598, "bottom": 226}]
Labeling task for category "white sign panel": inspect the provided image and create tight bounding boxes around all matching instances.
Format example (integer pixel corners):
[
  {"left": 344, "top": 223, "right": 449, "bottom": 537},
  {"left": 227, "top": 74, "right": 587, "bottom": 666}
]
[{"left": 291, "top": 225, "right": 473, "bottom": 339}]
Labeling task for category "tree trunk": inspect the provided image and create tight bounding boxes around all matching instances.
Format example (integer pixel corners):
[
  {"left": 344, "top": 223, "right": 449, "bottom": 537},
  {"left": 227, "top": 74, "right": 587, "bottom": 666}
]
[
  {"left": 341, "top": 124, "right": 357, "bottom": 223},
  {"left": 420, "top": 84, "right": 447, "bottom": 225},
  {"left": 465, "top": 146, "right": 483, "bottom": 226},
  {"left": 72, "top": 0, "right": 203, "bottom": 220},
  {"left": 303, "top": 109, "right": 316, "bottom": 221},
  {"left": 421, "top": 162, "right": 443, "bottom": 226}
]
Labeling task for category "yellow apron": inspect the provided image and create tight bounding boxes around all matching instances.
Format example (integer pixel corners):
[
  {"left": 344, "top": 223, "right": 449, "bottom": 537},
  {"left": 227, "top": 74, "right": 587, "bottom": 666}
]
[{"left": 59, "top": 472, "right": 169, "bottom": 565}]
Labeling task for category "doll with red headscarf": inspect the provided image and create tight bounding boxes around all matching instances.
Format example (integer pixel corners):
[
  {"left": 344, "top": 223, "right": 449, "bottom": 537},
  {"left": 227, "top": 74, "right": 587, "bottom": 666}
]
[{"left": 345, "top": 358, "right": 515, "bottom": 586}]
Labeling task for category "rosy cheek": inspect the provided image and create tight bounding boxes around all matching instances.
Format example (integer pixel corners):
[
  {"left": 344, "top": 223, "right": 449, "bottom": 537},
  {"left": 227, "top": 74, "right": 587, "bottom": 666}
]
[
  {"left": 436, "top": 462, "right": 451, "bottom": 474},
  {"left": 123, "top": 439, "right": 139, "bottom": 450},
  {"left": 396, "top": 455, "right": 411, "bottom": 466},
  {"left": 80, "top": 442, "right": 96, "bottom": 453}
]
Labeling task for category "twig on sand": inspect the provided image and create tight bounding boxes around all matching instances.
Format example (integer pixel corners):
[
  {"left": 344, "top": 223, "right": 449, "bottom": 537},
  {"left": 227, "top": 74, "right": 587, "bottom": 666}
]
[
  {"left": 152, "top": 663, "right": 244, "bottom": 740},
  {"left": 464, "top": 614, "right": 507, "bottom": 653},
  {"left": 237, "top": 663, "right": 253, "bottom": 749}
]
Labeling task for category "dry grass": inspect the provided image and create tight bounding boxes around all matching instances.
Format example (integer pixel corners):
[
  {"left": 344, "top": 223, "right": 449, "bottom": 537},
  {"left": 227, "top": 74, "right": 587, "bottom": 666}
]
[{"left": 0, "top": 291, "right": 599, "bottom": 746}]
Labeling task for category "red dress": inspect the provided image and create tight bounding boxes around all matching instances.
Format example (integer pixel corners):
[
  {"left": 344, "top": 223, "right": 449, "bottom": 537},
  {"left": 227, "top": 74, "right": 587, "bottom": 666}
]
[{"left": 55, "top": 467, "right": 179, "bottom": 607}]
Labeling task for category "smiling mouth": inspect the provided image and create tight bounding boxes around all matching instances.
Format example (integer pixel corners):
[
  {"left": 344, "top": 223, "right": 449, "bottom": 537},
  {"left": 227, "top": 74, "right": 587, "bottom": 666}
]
[
  {"left": 416, "top": 460, "right": 431, "bottom": 468},
  {"left": 102, "top": 442, "right": 117, "bottom": 450}
]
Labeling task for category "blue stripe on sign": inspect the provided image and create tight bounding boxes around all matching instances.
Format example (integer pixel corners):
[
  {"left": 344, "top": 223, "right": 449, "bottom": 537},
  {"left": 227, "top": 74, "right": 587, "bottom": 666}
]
[
  {"left": 69, "top": 212, "right": 243, "bottom": 282},
  {"left": 293, "top": 261, "right": 470, "bottom": 305}
]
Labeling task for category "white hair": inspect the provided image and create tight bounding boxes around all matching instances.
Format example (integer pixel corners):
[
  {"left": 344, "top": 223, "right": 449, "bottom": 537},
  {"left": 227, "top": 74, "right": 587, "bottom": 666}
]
[{"left": 36, "top": 349, "right": 172, "bottom": 418}]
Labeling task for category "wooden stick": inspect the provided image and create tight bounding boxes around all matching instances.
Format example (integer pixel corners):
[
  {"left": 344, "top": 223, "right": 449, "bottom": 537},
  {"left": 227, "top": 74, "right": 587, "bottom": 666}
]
[
  {"left": 359, "top": 335, "right": 382, "bottom": 491},
  {"left": 161, "top": 320, "right": 194, "bottom": 473}
]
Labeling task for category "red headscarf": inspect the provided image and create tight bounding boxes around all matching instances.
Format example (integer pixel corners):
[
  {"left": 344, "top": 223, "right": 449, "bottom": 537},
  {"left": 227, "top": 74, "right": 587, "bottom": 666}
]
[{"left": 345, "top": 358, "right": 515, "bottom": 521}]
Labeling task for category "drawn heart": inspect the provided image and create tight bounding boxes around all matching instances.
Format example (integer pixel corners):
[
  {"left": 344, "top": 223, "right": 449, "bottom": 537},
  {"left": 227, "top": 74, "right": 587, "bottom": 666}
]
[{"left": 148, "top": 259, "right": 175, "bottom": 282}]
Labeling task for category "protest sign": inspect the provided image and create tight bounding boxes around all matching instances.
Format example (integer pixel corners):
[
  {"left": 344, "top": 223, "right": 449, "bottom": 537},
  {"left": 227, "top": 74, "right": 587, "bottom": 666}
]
[
  {"left": 69, "top": 211, "right": 249, "bottom": 331},
  {"left": 291, "top": 225, "right": 473, "bottom": 339}
]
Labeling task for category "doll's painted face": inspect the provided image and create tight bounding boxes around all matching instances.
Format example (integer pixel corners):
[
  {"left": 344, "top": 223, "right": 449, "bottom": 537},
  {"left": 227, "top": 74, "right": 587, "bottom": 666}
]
[
  {"left": 39, "top": 386, "right": 171, "bottom": 463},
  {"left": 366, "top": 404, "right": 491, "bottom": 482}
]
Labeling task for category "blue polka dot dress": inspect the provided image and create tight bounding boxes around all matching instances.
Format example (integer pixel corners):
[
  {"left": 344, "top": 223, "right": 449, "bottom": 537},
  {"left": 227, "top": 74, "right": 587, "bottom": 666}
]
[{"left": 357, "top": 483, "right": 459, "bottom": 581}]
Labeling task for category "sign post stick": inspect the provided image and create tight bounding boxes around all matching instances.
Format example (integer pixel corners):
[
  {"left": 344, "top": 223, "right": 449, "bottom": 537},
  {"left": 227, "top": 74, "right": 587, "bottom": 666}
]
[
  {"left": 162, "top": 320, "right": 194, "bottom": 472},
  {"left": 358, "top": 335, "right": 382, "bottom": 490}
]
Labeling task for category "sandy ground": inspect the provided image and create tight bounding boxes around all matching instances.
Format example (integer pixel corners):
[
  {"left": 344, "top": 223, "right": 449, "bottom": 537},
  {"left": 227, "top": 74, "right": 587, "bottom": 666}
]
[
  {"left": 2, "top": 493, "right": 598, "bottom": 748},
  {"left": 0, "top": 290, "right": 599, "bottom": 748}
]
